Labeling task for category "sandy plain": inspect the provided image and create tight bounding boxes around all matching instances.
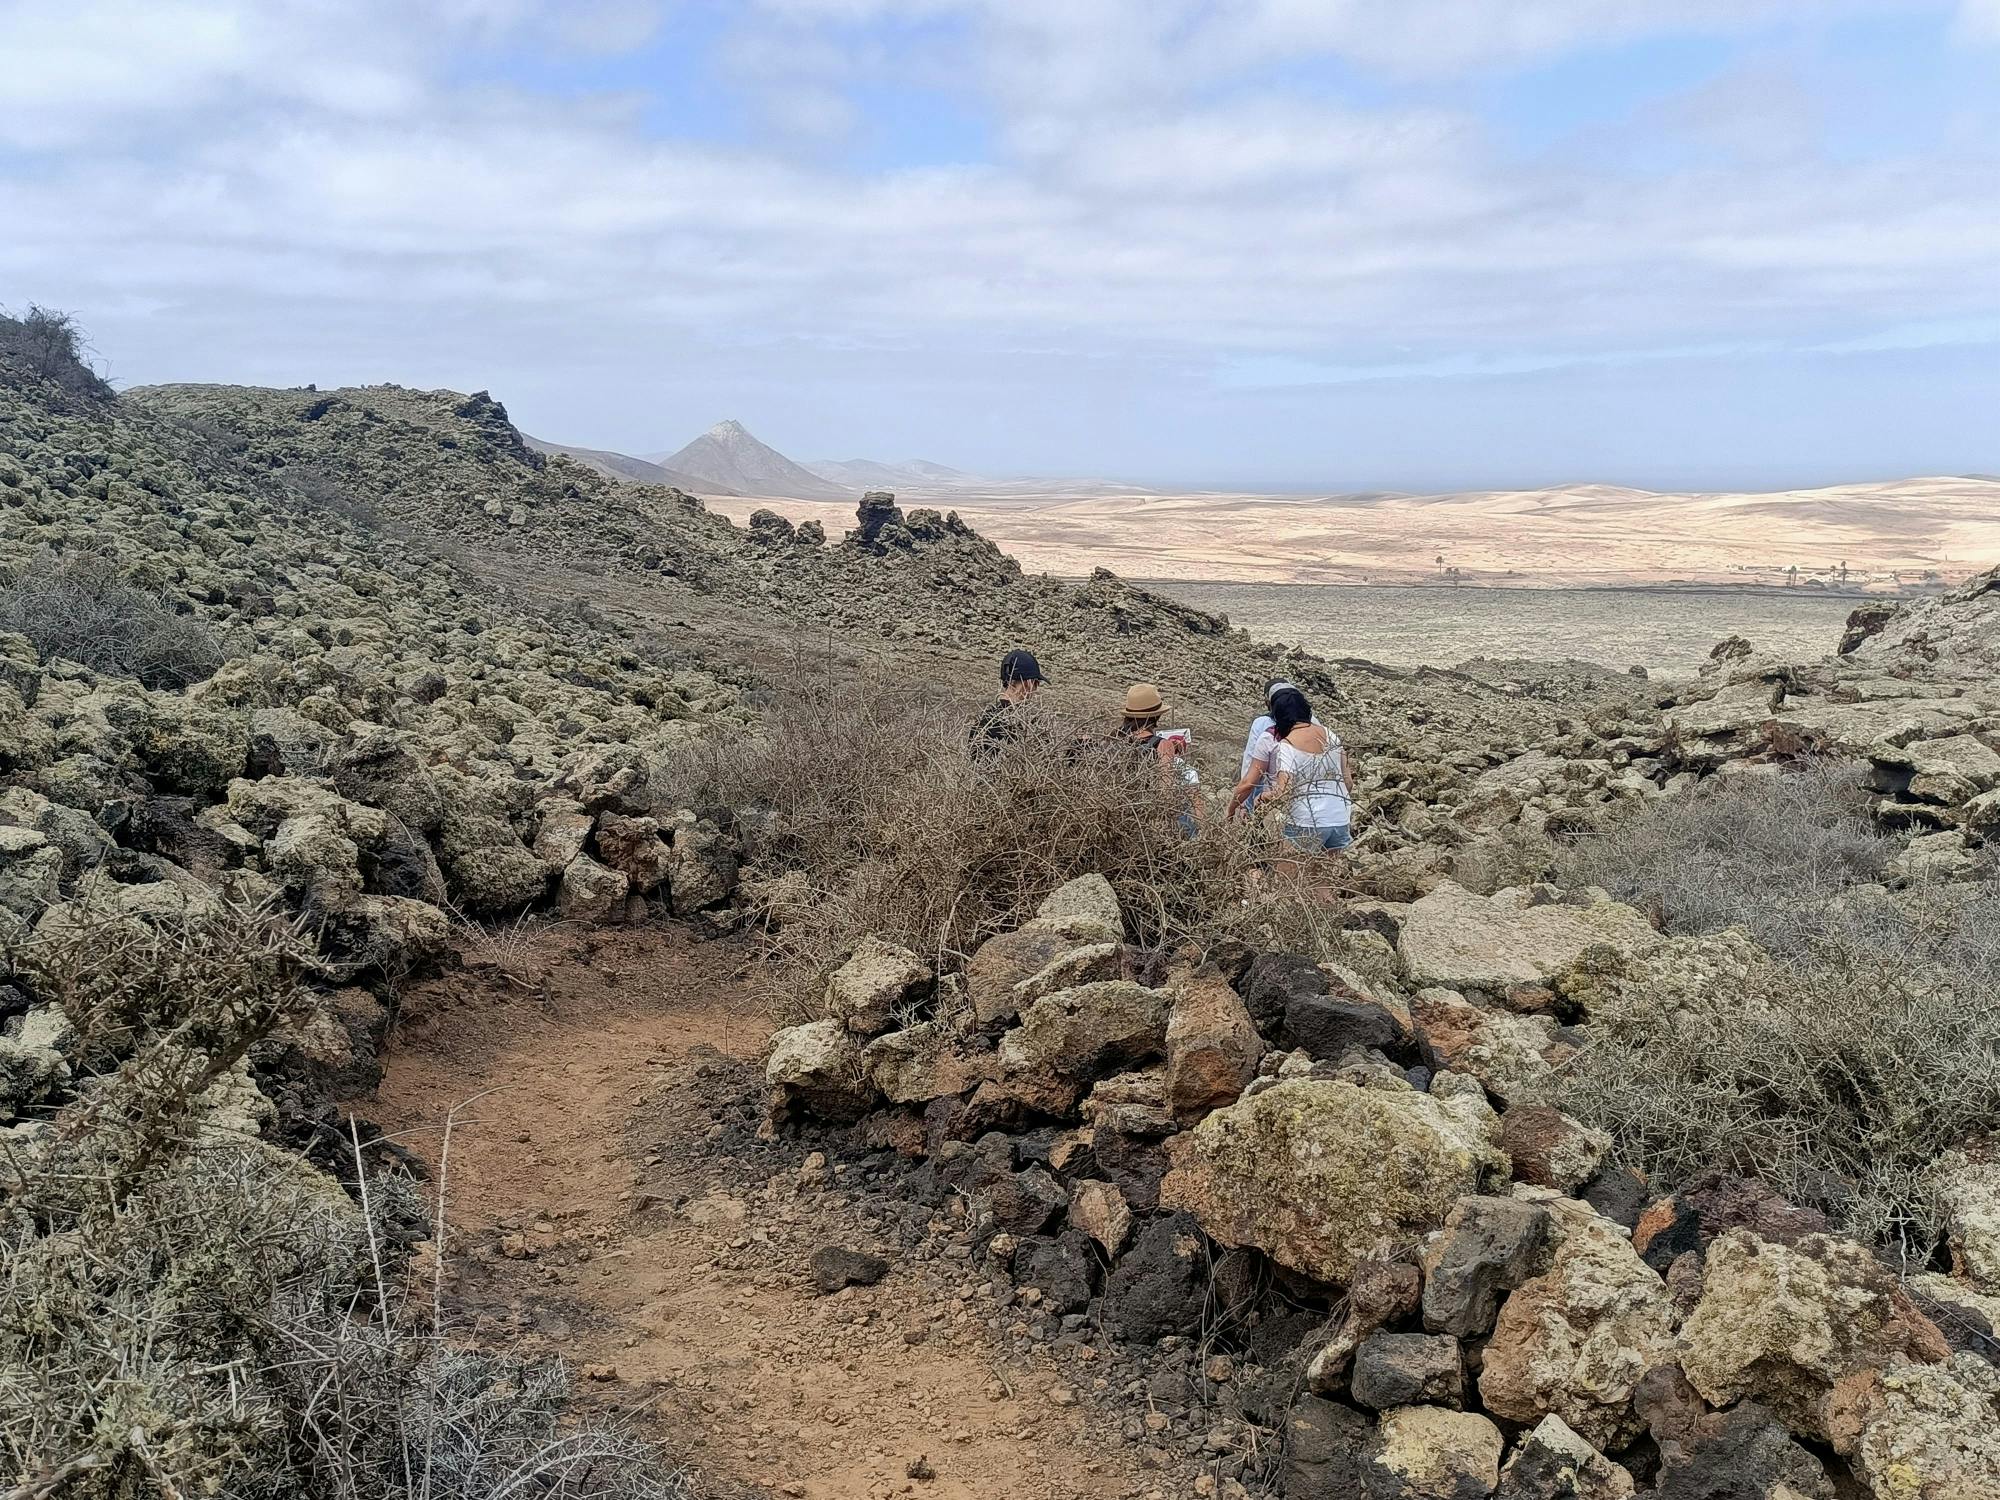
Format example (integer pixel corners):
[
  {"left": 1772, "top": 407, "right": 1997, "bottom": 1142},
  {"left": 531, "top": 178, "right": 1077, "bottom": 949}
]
[{"left": 703, "top": 474, "right": 2000, "bottom": 592}]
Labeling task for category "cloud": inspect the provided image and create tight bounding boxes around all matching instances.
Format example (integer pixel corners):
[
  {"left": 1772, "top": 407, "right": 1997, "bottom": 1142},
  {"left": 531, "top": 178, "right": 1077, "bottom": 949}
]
[{"left": 2, "top": 0, "right": 1994, "bottom": 481}]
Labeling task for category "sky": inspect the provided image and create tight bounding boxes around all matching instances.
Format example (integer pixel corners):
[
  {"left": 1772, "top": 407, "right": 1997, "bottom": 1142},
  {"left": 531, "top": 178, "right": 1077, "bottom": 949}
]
[{"left": 2, "top": 0, "right": 1998, "bottom": 491}]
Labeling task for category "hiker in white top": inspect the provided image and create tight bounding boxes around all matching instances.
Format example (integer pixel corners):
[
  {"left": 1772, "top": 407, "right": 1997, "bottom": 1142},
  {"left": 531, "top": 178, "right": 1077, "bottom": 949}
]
[
  {"left": 1227, "top": 680, "right": 1319, "bottom": 821},
  {"left": 1261, "top": 686, "right": 1353, "bottom": 852}
]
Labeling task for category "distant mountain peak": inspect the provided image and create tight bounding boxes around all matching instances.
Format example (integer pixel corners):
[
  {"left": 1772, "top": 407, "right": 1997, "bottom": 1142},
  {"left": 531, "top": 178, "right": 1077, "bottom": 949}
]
[{"left": 655, "top": 419, "right": 853, "bottom": 500}]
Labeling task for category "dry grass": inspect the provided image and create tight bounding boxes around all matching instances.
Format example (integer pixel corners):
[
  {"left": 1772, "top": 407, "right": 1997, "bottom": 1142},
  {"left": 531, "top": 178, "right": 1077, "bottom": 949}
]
[
  {"left": 664, "top": 652, "right": 1352, "bottom": 1013},
  {"left": 0, "top": 547, "right": 224, "bottom": 689},
  {"left": 1560, "top": 764, "right": 2000, "bottom": 1262}
]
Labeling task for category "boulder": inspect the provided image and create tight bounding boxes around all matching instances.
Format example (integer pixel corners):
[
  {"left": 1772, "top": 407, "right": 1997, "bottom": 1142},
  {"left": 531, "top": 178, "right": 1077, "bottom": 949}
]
[
  {"left": 1367, "top": 1405, "right": 1505, "bottom": 1500},
  {"left": 1422, "top": 1195, "right": 1558, "bottom": 1338},
  {"left": 1398, "top": 881, "right": 1655, "bottom": 991},
  {"left": 1290, "top": 992, "right": 1411, "bottom": 1065},
  {"left": 1351, "top": 1332, "right": 1464, "bottom": 1411},
  {"left": 593, "top": 813, "right": 674, "bottom": 894},
  {"left": 1033, "top": 873, "right": 1123, "bottom": 933},
  {"left": 967, "top": 917, "right": 1124, "bottom": 1028},
  {"left": 1102, "top": 1211, "right": 1207, "bottom": 1343},
  {"left": 996, "top": 981, "right": 1169, "bottom": 1114},
  {"left": 0, "top": 826, "right": 62, "bottom": 932},
  {"left": 532, "top": 802, "right": 595, "bottom": 869},
  {"left": 1067, "top": 1178, "right": 1133, "bottom": 1256},
  {"left": 1479, "top": 1207, "right": 1677, "bottom": 1450},
  {"left": 315, "top": 895, "right": 452, "bottom": 978},
  {"left": 1411, "top": 987, "right": 1568, "bottom": 1105},
  {"left": 1500, "top": 1105, "right": 1612, "bottom": 1193},
  {"left": 825, "top": 936, "right": 932, "bottom": 1036},
  {"left": 330, "top": 730, "right": 445, "bottom": 834},
  {"left": 1013, "top": 1230, "right": 1097, "bottom": 1314},
  {"left": 557, "top": 854, "right": 628, "bottom": 922},
  {"left": 1012, "top": 941, "right": 1123, "bottom": 1008},
  {"left": 664, "top": 811, "right": 738, "bottom": 914},
  {"left": 859, "top": 1023, "right": 993, "bottom": 1104},
  {"left": 765, "top": 1020, "right": 873, "bottom": 1123},
  {"left": 1844, "top": 1352, "right": 2000, "bottom": 1500},
  {"left": 1493, "top": 1415, "right": 1634, "bottom": 1500},
  {"left": 1936, "top": 1152, "right": 2000, "bottom": 1293},
  {"left": 1161, "top": 1074, "right": 1505, "bottom": 1283},
  {"left": 1678, "top": 1229, "right": 1950, "bottom": 1444},
  {"left": 1241, "top": 951, "right": 1328, "bottom": 1037},
  {"left": 1645, "top": 1399, "right": 1835, "bottom": 1500},
  {"left": 1163, "top": 968, "right": 1261, "bottom": 1117},
  {"left": 267, "top": 812, "right": 363, "bottom": 903},
  {"left": 1279, "top": 1396, "right": 1371, "bottom": 1498}
]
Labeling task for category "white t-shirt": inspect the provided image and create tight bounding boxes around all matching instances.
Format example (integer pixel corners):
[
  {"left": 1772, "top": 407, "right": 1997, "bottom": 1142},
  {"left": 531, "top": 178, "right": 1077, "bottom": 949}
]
[
  {"left": 1273, "top": 732, "right": 1350, "bottom": 829},
  {"left": 1243, "top": 716, "right": 1320, "bottom": 781}
]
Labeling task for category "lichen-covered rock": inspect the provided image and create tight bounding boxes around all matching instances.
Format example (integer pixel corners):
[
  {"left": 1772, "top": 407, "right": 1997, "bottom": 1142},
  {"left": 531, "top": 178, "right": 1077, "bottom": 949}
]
[
  {"left": 859, "top": 1022, "right": 993, "bottom": 1104},
  {"left": 0, "top": 1032, "right": 69, "bottom": 1123},
  {"left": 967, "top": 919, "right": 1125, "bottom": 1028},
  {"left": 1399, "top": 880, "right": 1655, "bottom": 991},
  {"left": 1367, "top": 1404, "right": 1505, "bottom": 1500},
  {"left": 532, "top": 801, "right": 594, "bottom": 869},
  {"left": 0, "top": 825, "right": 62, "bottom": 935},
  {"left": 1163, "top": 968, "right": 1261, "bottom": 1117},
  {"left": 1412, "top": 987, "right": 1570, "bottom": 1104},
  {"left": 1032, "top": 873, "right": 1123, "bottom": 935},
  {"left": 825, "top": 936, "right": 932, "bottom": 1036},
  {"left": 557, "top": 854, "right": 628, "bottom": 921},
  {"left": 1845, "top": 1352, "right": 2000, "bottom": 1500},
  {"left": 1935, "top": 1153, "right": 2000, "bottom": 1294},
  {"left": 766, "top": 1019, "right": 873, "bottom": 1122},
  {"left": 1679, "top": 1229, "right": 1951, "bottom": 1444},
  {"left": 1479, "top": 1206, "right": 1676, "bottom": 1450},
  {"left": 996, "top": 980, "right": 1169, "bottom": 1114},
  {"left": 1161, "top": 1073, "right": 1505, "bottom": 1283},
  {"left": 267, "top": 812, "right": 363, "bottom": 903}
]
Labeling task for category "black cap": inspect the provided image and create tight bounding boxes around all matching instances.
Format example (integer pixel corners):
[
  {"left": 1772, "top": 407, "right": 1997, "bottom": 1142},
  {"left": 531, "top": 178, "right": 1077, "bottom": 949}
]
[{"left": 999, "top": 649, "right": 1044, "bottom": 685}]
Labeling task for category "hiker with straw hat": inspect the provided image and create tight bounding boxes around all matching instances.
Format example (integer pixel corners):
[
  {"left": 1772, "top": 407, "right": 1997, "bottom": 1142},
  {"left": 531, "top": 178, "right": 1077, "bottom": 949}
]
[{"left": 1116, "top": 682, "right": 1201, "bottom": 834}]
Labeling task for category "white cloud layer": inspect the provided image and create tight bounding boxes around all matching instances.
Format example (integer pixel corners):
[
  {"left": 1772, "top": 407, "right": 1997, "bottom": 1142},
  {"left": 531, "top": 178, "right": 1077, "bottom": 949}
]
[{"left": 2, "top": 0, "right": 1996, "bottom": 484}]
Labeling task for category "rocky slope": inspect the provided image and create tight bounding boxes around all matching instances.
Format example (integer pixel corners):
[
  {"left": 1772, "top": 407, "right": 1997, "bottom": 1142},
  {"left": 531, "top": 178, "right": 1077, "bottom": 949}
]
[{"left": 765, "top": 868, "right": 2000, "bottom": 1499}]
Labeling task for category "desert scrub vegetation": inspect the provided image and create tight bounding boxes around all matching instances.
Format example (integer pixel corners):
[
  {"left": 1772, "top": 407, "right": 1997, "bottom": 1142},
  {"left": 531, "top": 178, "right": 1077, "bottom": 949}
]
[
  {"left": 2, "top": 893, "right": 689, "bottom": 1500},
  {"left": 663, "top": 655, "right": 1350, "bottom": 1015},
  {"left": 1559, "top": 763, "right": 2000, "bottom": 1262},
  {"left": 1558, "top": 758, "right": 1893, "bottom": 953},
  {"left": 0, "top": 546, "right": 225, "bottom": 689},
  {"left": 0, "top": 304, "right": 113, "bottom": 405}
]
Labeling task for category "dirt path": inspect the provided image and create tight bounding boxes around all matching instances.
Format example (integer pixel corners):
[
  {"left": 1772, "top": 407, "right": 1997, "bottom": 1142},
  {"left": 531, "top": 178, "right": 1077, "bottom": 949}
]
[{"left": 371, "top": 924, "right": 1176, "bottom": 1500}]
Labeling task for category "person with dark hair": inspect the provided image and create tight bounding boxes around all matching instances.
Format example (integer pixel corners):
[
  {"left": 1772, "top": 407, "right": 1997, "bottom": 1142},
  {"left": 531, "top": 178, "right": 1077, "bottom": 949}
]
[
  {"left": 970, "top": 648, "right": 1043, "bottom": 759},
  {"left": 1226, "top": 679, "right": 1318, "bottom": 820},
  {"left": 1261, "top": 686, "right": 1352, "bottom": 851}
]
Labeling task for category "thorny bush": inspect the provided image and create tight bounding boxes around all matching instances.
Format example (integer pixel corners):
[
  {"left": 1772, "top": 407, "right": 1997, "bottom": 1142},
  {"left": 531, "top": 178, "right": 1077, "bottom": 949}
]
[
  {"left": 0, "top": 547, "right": 225, "bottom": 689},
  {"left": 662, "top": 653, "right": 1354, "bottom": 1016},
  {"left": 1561, "top": 762, "right": 2000, "bottom": 1262}
]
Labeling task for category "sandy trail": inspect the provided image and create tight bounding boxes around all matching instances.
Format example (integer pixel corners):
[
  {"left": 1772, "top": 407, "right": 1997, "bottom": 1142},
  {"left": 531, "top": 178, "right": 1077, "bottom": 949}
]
[{"left": 371, "top": 924, "right": 1163, "bottom": 1500}]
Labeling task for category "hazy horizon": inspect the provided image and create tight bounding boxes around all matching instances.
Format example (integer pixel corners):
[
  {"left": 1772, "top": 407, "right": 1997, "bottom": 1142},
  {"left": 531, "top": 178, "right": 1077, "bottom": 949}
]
[{"left": 7, "top": 1, "right": 1999, "bottom": 491}]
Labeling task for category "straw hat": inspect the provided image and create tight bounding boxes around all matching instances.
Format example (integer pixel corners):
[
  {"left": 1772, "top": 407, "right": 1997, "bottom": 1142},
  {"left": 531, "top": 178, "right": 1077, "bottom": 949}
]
[{"left": 1122, "top": 682, "right": 1166, "bottom": 716}]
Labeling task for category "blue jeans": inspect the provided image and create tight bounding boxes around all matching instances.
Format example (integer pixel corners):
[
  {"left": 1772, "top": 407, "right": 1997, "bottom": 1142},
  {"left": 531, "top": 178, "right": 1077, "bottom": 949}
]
[{"left": 1283, "top": 823, "right": 1351, "bottom": 852}]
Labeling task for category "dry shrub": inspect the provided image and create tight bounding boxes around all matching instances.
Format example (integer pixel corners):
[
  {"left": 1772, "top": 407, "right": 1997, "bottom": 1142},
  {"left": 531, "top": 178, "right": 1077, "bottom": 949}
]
[
  {"left": 1558, "top": 759, "right": 1891, "bottom": 955},
  {"left": 1561, "top": 763, "right": 2000, "bottom": 1260},
  {"left": 666, "top": 655, "right": 1349, "bottom": 1011},
  {"left": 2, "top": 898, "right": 689, "bottom": 1500},
  {"left": 0, "top": 547, "right": 224, "bottom": 689},
  {"left": 0, "top": 305, "right": 113, "bottom": 404}
]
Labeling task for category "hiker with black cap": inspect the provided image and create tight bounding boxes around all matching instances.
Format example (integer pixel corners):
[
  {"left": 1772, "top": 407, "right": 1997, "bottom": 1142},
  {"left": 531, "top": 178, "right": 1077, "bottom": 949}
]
[{"left": 970, "top": 648, "right": 1043, "bottom": 760}]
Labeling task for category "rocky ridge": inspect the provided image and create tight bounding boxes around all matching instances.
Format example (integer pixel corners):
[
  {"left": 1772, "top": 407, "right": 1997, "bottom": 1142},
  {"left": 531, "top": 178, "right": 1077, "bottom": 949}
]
[{"left": 766, "top": 872, "right": 2000, "bottom": 1498}]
